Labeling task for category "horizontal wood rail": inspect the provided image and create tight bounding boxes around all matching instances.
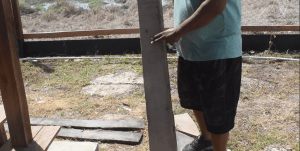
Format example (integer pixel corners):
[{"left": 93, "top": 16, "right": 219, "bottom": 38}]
[
  {"left": 23, "top": 26, "right": 300, "bottom": 39},
  {"left": 241, "top": 26, "right": 300, "bottom": 32}
]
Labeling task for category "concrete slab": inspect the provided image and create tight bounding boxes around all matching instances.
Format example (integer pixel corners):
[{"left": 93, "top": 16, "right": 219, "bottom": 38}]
[
  {"left": 176, "top": 131, "right": 194, "bottom": 151},
  {"left": 48, "top": 141, "right": 98, "bottom": 151},
  {"left": 174, "top": 113, "right": 200, "bottom": 137}
]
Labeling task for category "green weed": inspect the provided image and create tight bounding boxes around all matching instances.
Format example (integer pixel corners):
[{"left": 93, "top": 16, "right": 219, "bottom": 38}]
[
  {"left": 85, "top": 0, "right": 103, "bottom": 8},
  {"left": 35, "top": 3, "right": 43, "bottom": 10},
  {"left": 45, "top": 5, "right": 57, "bottom": 13}
]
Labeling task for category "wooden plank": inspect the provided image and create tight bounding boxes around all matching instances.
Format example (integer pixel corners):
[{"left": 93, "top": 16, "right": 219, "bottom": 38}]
[
  {"left": 24, "top": 126, "right": 61, "bottom": 151},
  {"left": 23, "top": 26, "right": 300, "bottom": 39},
  {"left": 23, "top": 38, "right": 143, "bottom": 58},
  {"left": 241, "top": 26, "right": 300, "bottom": 32},
  {"left": 3, "top": 125, "right": 42, "bottom": 139},
  {"left": 3, "top": 124, "right": 142, "bottom": 144},
  {"left": 137, "top": 0, "right": 177, "bottom": 150},
  {"left": 0, "top": 106, "right": 6, "bottom": 124},
  {"left": 29, "top": 118, "right": 145, "bottom": 129},
  {"left": 0, "top": 124, "right": 7, "bottom": 147},
  {"left": 0, "top": 126, "right": 43, "bottom": 151},
  {"left": 23, "top": 28, "right": 142, "bottom": 39},
  {"left": 0, "top": 0, "right": 33, "bottom": 147},
  {"left": 57, "top": 128, "right": 142, "bottom": 144},
  {"left": 10, "top": 0, "right": 25, "bottom": 58},
  {"left": 174, "top": 113, "right": 200, "bottom": 137}
]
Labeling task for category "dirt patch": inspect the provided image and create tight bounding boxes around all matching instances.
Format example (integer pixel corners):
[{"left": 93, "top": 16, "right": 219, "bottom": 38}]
[
  {"left": 33, "top": 97, "right": 70, "bottom": 111},
  {"left": 81, "top": 71, "right": 143, "bottom": 97}
]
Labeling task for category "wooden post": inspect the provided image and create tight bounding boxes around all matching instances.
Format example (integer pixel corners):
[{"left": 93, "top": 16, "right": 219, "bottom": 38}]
[
  {"left": 10, "top": 0, "right": 25, "bottom": 58},
  {"left": 137, "top": 0, "right": 177, "bottom": 150},
  {"left": 0, "top": 0, "right": 33, "bottom": 147}
]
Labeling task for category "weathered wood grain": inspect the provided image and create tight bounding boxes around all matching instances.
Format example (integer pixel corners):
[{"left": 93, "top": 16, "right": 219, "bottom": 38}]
[
  {"left": 10, "top": 0, "right": 25, "bottom": 57},
  {"left": 241, "top": 26, "right": 300, "bottom": 32},
  {"left": 4, "top": 124, "right": 142, "bottom": 144},
  {"left": 29, "top": 118, "right": 145, "bottom": 129},
  {"left": 137, "top": 0, "right": 177, "bottom": 150},
  {"left": 0, "top": 0, "right": 32, "bottom": 147},
  {"left": 57, "top": 128, "right": 142, "bottom": 144},
  {"left": 25, "top": 126, "right": 61, "bottom": 151},
  {"left": 22, "top": 26, "right": 300, "bottom": 39},
  {"left": 0, "top": 125, "right": 7, "bottom": 147},
  {"left": 0, "top": 126, "right": 42, "bottom": 151}
]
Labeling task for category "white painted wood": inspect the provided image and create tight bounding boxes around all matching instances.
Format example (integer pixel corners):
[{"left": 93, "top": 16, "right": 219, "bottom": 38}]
[{"left": 137, "top": 0, "right": 177, "bottom": 150}]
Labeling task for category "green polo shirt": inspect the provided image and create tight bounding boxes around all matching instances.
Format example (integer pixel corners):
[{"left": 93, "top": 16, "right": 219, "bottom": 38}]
[{"left": 174, "top": 0, "right": 242, "bottom": 61}]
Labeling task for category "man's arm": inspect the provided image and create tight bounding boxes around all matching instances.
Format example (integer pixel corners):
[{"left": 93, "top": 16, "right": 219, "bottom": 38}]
[
  {"left": 176, "top": 0, "right": 227, "bottom": 36},
  {"left": 151, "top": 0, "right": 227, "bottom": 45}
]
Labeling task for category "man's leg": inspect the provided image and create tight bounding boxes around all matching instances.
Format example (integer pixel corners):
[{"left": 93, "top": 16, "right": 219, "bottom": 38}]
[
  {"left": 210, "top": 132, "right": 229, "bottom": 151},
  {"left": 194, "top": 110, "right": 229, "bottom": 151},
  {"left": 193, "top": 110, "right": 211, "bottom": 141}
]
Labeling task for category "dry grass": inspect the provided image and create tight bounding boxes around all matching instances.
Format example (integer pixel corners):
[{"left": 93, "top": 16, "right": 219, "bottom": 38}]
[
  {"left": 0, "top": 52, "right": 298, "bottom": 150},
  {"left": 19, "top": 5, "right": 36, "bottom": 15},
  {"left": 242, "top": 0, "right": 299, "bottom": 26}
]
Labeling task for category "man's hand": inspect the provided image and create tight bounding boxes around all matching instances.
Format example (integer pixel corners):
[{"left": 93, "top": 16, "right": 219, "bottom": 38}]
[{"left": 150, "top": 28, "right": 182, "bottom": 45}]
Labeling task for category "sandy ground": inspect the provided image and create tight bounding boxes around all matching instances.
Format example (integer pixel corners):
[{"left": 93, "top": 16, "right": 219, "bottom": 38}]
[{"left": 18, "top": 0, "right": 300, "bottom": 42}]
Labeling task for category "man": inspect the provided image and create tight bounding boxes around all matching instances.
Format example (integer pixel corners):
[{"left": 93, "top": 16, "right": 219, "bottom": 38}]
[{"left": 151, "top": 0, "right": 242, "bottom": 151}]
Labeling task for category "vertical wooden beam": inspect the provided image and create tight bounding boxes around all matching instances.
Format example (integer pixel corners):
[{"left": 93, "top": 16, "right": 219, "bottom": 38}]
[
  {"left": 137, "top": 0, "right": 177, "bottom": 150},
  {"left": 0, "top": 0, "right": 33, "bottom": 147},
  {"left": 0, "top": 124, "right": 7, "bottom": 147},
  {"left": 11, "top": 0, "right": 25, "bottom": 58}
]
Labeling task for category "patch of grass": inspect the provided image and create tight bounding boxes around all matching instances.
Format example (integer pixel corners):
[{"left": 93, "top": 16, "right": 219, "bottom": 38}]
[
  {"left": 35, "top": 3, "right": 43, "bottom": 10},
  {"left": 242, "top": 58, "right": 254, "bottom": 64},
  {"left": 228, "top": 130, "right": 295, "bottom": 151},
  {"left": 279, "top": 93, "right": 286, "bottom": 99},
  {"left": 85, "top": 0, "right": 103, "bottom": 8},
  {"left": 45, "top": 5, "right": 65, "bottom": 14},
  {"left": 57, "top": 6, "right": 65, "bottom": 13},
  {"left": 19, "top": 0, "right": 28, "bottom": 6},
  {"left": 60, "top": 111, "right": 65, "bottom": 116},
  {"left": 172, "top": 103, "right": 189, "bottom": 115},
  {"left": 242, "top": 66, "right": 251, "bottom": 77},
  {"left": 45, "top": 5, "right": 57, "bottom": 13}
]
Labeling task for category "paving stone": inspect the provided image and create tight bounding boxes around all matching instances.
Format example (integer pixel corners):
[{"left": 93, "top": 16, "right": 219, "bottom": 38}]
[
  {"left": 174, "top": 113, "right": 200, "bottom": 137},
  {"left": 176, "top": 131, "right": 194, "bottom": 151},
  {"left": 48, "top": 141, "right": 98, "bottom": 151}
]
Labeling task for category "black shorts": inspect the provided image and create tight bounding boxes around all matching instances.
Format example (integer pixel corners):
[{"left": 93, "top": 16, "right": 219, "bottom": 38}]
[{"left": 177, "top": 56, "right": 242, "bottom": 135}]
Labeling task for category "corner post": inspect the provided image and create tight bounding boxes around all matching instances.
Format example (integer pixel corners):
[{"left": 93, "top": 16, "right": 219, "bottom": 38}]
[
  {"left": 10, "top": 0, "right": 25, "bottom": 58},
  {"left": 0, "top": 0, "right": 33, "bottom": 147},
  {"left": 137, "top": 0, "right": 177, "bottom": 150}
]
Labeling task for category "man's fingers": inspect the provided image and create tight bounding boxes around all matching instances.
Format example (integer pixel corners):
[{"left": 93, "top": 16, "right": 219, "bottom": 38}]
[
  {"left": 153, "top": 32, "right": 164, "bottom": 40},
  {"left": 151, "top": 36, "right": 164, "bottom": 44}
]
